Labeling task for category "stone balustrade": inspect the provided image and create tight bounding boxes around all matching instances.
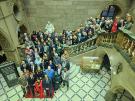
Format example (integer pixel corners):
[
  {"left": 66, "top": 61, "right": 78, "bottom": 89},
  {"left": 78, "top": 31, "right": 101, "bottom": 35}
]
[
  {"left": 64, "top": 35, "right": 97, "bottom": 57},
  {"left": 114, "top": 28, "right": 135, "bottom": 71},
  {"left": 64, "top": 28, "right": 135, "bottom": 71}
]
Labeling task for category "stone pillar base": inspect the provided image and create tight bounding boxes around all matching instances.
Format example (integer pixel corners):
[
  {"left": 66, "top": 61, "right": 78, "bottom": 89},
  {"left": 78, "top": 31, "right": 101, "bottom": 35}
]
[
  {"left": 4, "top": 49, "right": 21, "bottom": 65},
  {"left": 105, "top": 90, "right": 117, "bottom": 101}
]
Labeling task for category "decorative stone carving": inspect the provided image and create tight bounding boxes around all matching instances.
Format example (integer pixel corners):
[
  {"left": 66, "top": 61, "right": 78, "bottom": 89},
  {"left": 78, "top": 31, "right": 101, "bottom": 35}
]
[
  {"left": 121, "top": 36, "right": 128, "bottom": 49},
  {"left": 124, "top": 39, "right": 131, "bottom": 51},
  {"left": 45, "top": 21, "right": 55, "bottom": 34},
  {"left": 128, "top": 41, "right": 135, "bottom": 56},
  {"left": 110, "top": 63, "right": 122, "bottom": 75}
]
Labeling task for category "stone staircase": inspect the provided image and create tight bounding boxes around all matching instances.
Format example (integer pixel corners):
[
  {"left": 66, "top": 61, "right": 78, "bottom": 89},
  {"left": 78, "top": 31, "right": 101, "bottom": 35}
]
[{"left": 69, "top": 62, "right": 80, "bottom": 80}]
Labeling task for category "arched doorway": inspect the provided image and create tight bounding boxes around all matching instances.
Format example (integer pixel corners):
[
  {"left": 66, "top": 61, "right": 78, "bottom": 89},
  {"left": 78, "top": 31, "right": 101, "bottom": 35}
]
[
  {"left": 18, "top": 24, "right": 28, "bottom": 44},
  {"left": 101, "top": 53, "right": 111, "bottom": 71},
  {"left": 101, "top": 5, "right": 122, "bottom": 19},
  {"left": 0, "top": 45, "right": 7, "bottom": 64},
  {"left": 0, "top": 33, "right": 10, "bottom": 64}
]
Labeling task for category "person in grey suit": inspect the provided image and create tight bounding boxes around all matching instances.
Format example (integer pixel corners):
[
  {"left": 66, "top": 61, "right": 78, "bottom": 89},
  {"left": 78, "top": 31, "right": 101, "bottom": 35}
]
[{"left": 62, "top": 68, "right": 70, "bottom": 90}]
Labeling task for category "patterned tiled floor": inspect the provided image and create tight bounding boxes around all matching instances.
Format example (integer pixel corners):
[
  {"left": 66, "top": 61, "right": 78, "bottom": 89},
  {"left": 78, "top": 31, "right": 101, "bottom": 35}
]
[{"left": 0, "top": 67, "right": 111, "bottom": 101}]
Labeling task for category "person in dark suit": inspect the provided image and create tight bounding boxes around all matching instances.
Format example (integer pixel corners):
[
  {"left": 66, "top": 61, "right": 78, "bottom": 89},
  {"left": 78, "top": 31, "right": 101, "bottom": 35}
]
[
  {"left": 20, "top": 61, "right": 28, "bottom": 72},
  {"left": 27, "top": 73, "right": 35, "bottom": 97},
  {"left": 0, "top": 51, "right": 7, "bottom": 64},
  {"left": 42, "top": 75, "right": 53, "bottom": 97}
]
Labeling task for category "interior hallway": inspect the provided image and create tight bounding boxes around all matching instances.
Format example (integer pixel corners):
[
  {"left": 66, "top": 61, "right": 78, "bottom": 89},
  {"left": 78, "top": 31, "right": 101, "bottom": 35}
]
[{"left": 0, "top": 47, "right": 132, "bottom": 101}]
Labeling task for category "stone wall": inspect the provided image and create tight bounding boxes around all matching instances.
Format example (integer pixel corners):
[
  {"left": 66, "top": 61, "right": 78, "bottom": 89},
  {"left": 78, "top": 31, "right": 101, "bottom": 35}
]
[
  {"left": 24, "top": 0, "right": 113, "bottom": 32},
  {"left": 0, "top": 0, "right": 29, "bottom": 64}
]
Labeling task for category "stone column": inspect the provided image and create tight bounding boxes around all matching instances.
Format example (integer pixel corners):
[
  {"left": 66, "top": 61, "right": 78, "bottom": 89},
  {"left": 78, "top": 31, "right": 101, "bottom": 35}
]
[{"left": 4, "top": 49, "right": 21, "bottom": 65}]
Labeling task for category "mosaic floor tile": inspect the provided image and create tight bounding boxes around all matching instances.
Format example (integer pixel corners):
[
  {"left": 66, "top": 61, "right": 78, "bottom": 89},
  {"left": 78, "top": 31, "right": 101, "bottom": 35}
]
[
  {"left": 0, "top": 89, "right": 4, "bottom": 95},
  {"left": 96, "top": 95, "right": 105, "bottom": 101},
  {"left": 82, "top": 84, "right": 91, "bottom": 93},
  {"left": 100, "top": 89, "right": 107, "bottom": 97},
  {"left": 4, "top": 86, "right": 13, "bottom": 92},
  {"left": 71, "top": 95, "right": 81, "bottom": 101},
  {"left": 10, "top": 95, "right": 19, "bottom": 101},
  {"left": 89, "top": 89, "right": 98, "bottom": 99},
  {"left": 59, "top": 95, "right": 68, "bottom": 101},
  {"left": 81, "top": 76, "right": 89, "bottom": 83},
  {"left": 97, "top": 80, "right": 106, "bottom": 88},
  {"left": 2, "top": 81, "right": 7, "bottom": 87},
  {"left": 87, "top": 80, "right": 95, "bottom": 88},
  {"left": 15, "top": 85, "right": 22, "bottom": 92},
  {"left": 7, "top": 89, "right": 16, "bottom": 98},
  {"left": 91, "top": 77, "right": 99, "bottom": 83},
  {"left": 54, "top": 89, "right": 63, "bottom": 98},
  {"left": 104, "top": 85, "right": 110, "bottom": 91},
  {"left": 71, "top": 84, "right": 80, "bottom": 93},
  {"left": 72, "top": 77, "right": 79, "bottom": 83},
  {"left": 101, "top": 77, "right": 109, "bottom": 83},
  {"left": 84, "top": 94, "right": 93, "bottom": 101},
  {"left": 66, "top": 89, "right": 74, "bottom": 98},
  {"left": 0, "top": 63, "right": 111, "bottom": 101},
  {"left": 94, "top": 85, "right": 102, "bottom": 93},
  {"left": 0, "top": 94, "right": 7, "bottom": 101},
  {"left": 76, "top": 80, "right": 84, "bottom": 88},
  {"left": 77, "top": 89, "right": 87, "bottom": 98}
]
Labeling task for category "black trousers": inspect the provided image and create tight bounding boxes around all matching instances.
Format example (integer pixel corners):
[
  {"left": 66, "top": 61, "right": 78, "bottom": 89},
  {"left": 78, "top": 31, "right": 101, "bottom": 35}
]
[
  {"left": 27, "top": 85, "right": 35, "bottom": 96},
  {"left": 63, "top": 80, "right": 69, "bottom": 88},
  {"left": 21, "top": 86, "right": 26, "bottom": 96}
]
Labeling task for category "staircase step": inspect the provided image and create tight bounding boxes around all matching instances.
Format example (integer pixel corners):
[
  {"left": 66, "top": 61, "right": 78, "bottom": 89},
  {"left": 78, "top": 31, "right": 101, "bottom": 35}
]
[
  {"left": 69, "top": 65, "right": 80, "bottom": 79},
  {"left": 69, "top": 64, "right": 77, "bottom": 74}
]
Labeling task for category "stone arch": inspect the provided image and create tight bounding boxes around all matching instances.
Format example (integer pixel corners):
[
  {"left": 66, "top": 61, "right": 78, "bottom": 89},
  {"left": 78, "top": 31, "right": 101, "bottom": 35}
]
[
  {"left": 0, "top": 29, "right": 12, "bottom": 62},
  {"left": 101, "top": 4, "right": 122, "bottom": 18},
  {"left": 113, "top": 0, "right": 135, "bottom": 16},
  {"left": 105, "top": 85, "right": 135, "bottom": 101},
  {"left": 112, "top": 5, "right": 122, "bottom": 16},
  {"left": 0, "top": 28, "right": 12, "bottom": 50},
  {"left": 0, "top": 27, "right": 21, "bottom": 63}
]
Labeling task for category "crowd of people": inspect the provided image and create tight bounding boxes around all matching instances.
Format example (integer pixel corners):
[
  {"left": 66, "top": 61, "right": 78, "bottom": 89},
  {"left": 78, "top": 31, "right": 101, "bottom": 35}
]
[
  {"left": 18, "top": 13, "right": 133, "bottom": 98},
  {"left": 18, "top": 26, "right": 71, "bottom": 98}
]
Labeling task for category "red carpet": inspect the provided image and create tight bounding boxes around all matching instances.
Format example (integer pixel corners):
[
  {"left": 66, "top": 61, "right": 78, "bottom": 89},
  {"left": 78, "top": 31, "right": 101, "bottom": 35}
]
[{"left": 25, "top": 89, "right": 54, "bottom": 98}]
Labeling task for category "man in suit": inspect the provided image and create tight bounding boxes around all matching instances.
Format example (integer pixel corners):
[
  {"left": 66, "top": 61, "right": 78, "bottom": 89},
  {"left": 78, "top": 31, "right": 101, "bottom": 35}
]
[
  {"left": 18, "top": 72, "right": 28, "bottom": 97},
  {"left": 27, "top": 73, "right": 35, "bottom": 97},
  {"left": 62, "top": 68, "right": 70, "bottom": 90},
  {"left": 42, "top": 75, "right": 53, "bottom": 97}
]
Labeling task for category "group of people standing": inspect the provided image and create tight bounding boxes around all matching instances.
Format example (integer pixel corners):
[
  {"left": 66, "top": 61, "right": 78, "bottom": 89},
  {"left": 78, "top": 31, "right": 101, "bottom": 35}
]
[
  {"left": 18, "top": 26, "right": 71, "bottom": 98},
  {"left": 17, "top": 13, "right": 133, "bottom": 98}
]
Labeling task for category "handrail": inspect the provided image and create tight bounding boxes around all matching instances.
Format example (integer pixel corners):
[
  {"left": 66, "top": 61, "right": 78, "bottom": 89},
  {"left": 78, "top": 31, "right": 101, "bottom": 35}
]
[{"left": 63, "top": 28, "right": 135, "bottom": 71}]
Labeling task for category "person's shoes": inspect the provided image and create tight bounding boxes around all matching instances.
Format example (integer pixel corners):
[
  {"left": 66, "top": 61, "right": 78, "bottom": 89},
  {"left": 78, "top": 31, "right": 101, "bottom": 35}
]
[{"left": 23, "top": 94, "right": 25, "bottom": 97}]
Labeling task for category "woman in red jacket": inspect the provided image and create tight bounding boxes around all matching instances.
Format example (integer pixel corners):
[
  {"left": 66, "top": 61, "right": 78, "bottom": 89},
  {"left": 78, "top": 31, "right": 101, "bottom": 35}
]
[
  {"left": 111, "top": 17, "right": 118, "bottom": 33},
  {"left": 34, "top": 79, "right": 45, "bottom": 98}
]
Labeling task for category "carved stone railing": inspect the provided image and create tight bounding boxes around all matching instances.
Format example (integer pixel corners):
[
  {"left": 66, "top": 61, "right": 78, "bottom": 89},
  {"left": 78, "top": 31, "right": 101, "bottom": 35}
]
[
  {"left": 64, "top": 35, "right": 97, "bottom": 57},
  {"left": 96, "top": 32, "right": 117, "bottom": 48},
  {"left": 64, "top": 32, "right": 117, "bottom": 57},
  {"left": 114, "top": 28, "right": 135, "bottom": 71},
  {"left": 64, "top": 28, "right": 135, "bottom": 71}
]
